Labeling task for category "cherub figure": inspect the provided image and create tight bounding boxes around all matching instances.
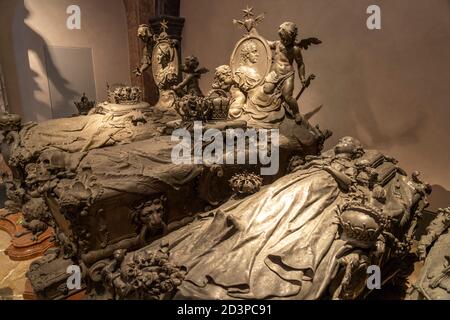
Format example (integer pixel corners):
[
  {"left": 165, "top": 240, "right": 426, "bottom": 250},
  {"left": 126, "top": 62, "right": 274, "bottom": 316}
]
[
  {"left": 265, "top": 22, "right": 321, "bottom": 123},
  {"left": 102, "top": 249, "right": 130, "bottom": 299},
  {"left": 133, "top": 24, "right": 155, "bottom": 77},
  {"left": 172, "top": 55, "right": 208, "bottom": 97},
  {"left": 211, "top": 65, "right": 234, "bottom": 91}
]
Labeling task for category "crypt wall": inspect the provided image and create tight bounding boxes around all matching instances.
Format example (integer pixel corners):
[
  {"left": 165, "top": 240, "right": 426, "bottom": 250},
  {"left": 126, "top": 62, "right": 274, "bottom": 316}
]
[
  {"left": 0, "top": 0, "right": 131, "bottom": 122},
  {"left": 180, "top": 0, "right": 450, "bottom": 207}
]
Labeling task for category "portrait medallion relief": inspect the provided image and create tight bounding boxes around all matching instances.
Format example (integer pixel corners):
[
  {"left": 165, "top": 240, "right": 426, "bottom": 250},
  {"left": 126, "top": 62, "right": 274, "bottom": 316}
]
[
  {"left": 230, "top": 35, "right": 272, "bottom": 91},
  {"left": 151, "top": 40, "right": 179, "bottom": 89}
]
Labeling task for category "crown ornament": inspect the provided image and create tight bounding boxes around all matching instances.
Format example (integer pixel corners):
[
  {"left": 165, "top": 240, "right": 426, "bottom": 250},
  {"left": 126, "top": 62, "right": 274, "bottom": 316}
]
[
  {"left": 74, "top": 93, "right": 96, "bottom": 115},
  {"left": 337, "top": 200, "right": 392, "bottom": 246},
  {"left": 155, "top": 19, "right": 171, "bottom": 42},
  {"left": 107, "top": 84, "right": 142, "bottom": 105},
  {"left": 175, "top": 93, "right": 231, "bottom": 122},
  {"left": 205, "top": 90, "right": 231, "bottom": 120}
]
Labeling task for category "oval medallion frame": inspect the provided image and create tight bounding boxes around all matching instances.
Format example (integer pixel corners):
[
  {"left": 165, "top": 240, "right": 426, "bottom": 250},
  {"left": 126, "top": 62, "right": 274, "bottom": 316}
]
[
  {"left": 152, "top": 40, "right": 179, "bottom": 88},
  {"left": 230, "top": 34, "right": 272, "bottom": 87}
]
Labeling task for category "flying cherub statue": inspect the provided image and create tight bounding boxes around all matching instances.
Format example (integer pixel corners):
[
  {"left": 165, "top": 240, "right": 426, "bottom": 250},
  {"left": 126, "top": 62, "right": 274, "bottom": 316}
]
[
  {"left": 172, "top": 55, "right": 208, "bottom": 97},
  {"left": 264, "top": 21, "right": 321, "bottom": 124}
]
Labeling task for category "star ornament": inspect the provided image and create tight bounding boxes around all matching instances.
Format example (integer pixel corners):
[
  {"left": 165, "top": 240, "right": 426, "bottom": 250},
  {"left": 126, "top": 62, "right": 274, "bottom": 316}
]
[{"left": 242, "top": 6, "right": 254, "bottom": 18}]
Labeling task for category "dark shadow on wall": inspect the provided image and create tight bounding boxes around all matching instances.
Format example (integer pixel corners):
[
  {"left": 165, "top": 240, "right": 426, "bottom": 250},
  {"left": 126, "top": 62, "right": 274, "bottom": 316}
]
[
  {"left": 12, "top": 1, "right": 78, "bottom": 121},
  {"left": 336, "top": 51, "right": 428, "bottom": 151},
  {"left": 321, "top": 51, "right": 428, "bottom": 153},
  {"left": 413, "top": 185, "right": 450, "bottom": 238},
  {"left": 302, "top": 0, "right": 433, "bottom": 153},
  {"left": 429, "top": 185, "right": 450, "bottom": 212},
  {"left": 0, "top": 0, "right": 23, "bottom": 116},
  {"left": 352, "top": 104, "right": 427, "bottom": 150}
]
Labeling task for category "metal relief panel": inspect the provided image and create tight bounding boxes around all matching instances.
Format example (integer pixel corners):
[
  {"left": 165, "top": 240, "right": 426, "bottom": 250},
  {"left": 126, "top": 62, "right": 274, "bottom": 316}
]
[{"left": 44, "top": 46, "right": 96, "bottom": 119}]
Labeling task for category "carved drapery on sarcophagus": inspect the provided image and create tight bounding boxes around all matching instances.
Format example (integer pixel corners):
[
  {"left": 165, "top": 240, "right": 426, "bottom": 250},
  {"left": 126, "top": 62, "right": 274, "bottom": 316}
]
[
  {"left": 103, "top": 136, "right": 430, "bottom": 301},
  {"left": 0, "top": 82, "right": 166, "bottom": 240},
  {"left": 30, "top": 8, "right": 334, "bottom": 300},
  {"left": 8, "top": 6, "right": 325, "bottom": 301}
]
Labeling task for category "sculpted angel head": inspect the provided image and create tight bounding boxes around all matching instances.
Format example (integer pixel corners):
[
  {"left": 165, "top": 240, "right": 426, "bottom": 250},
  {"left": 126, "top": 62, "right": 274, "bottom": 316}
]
[
  {"left": 183, "top": 55, "right": 200, "bottom": 72},
  {"left": 278, "top": 22, "right": 298, "bottom": 45},
  {"left": 212, "top": 65, "right": 234, "bottom": 90},
  {"left": 334, "top": 136, "right": 364, "bottom": 158},
  {"left": 137, "top": 24, "right": 153, "bottom": 42}
]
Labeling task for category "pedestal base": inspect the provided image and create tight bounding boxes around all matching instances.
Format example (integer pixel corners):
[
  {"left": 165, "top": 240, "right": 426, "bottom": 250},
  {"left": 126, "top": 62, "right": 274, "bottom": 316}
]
[
  {"left": 0, "top": 210, "right": 55, "bottom": 261},
  {"left": 23, "top": 279, "right": 86, "bottom": 300},
  {"left": 22, "top": 279, "right": 37, "bottom": 300}
]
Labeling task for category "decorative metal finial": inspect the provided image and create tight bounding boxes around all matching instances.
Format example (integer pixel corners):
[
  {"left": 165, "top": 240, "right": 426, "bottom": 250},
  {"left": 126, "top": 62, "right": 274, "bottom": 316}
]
[
  {"left": 233, "top": 6, "right": 265, "bottom": 33},
  {"left": 160, "top": 19, "right": 169, "bottom": 34},
  {"left": 242, "top": 6, "right": 254, "bottom": 18}
]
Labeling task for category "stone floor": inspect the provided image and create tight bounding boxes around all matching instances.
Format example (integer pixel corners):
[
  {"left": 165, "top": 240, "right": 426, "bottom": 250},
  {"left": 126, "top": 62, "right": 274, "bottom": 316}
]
[{"left": 0, "top": 230, "right": 34, "bottom": 300}]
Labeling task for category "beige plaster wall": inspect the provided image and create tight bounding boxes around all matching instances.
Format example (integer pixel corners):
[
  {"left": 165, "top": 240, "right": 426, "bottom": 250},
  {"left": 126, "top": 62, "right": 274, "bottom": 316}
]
[{"left": 0, "top": 0, "right": 131, "bottom": 122}]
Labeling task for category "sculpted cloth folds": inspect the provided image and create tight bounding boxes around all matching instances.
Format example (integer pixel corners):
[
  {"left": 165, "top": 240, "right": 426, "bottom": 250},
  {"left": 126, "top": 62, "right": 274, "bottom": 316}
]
[
  {"left": 11, "top": 113, "right": 159, "bottom": 166},
  {"left": 53, "top": 136, "right": 204, "bottom": 199},
  {"left": 140, "top": 150, "right": 419, "bottom": 300},
  {"left": 232, "top": 71, "right": 294, "bottom": 130},
  {"left": 145, "top": 163, "right": 347, "bottom": 299}
]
